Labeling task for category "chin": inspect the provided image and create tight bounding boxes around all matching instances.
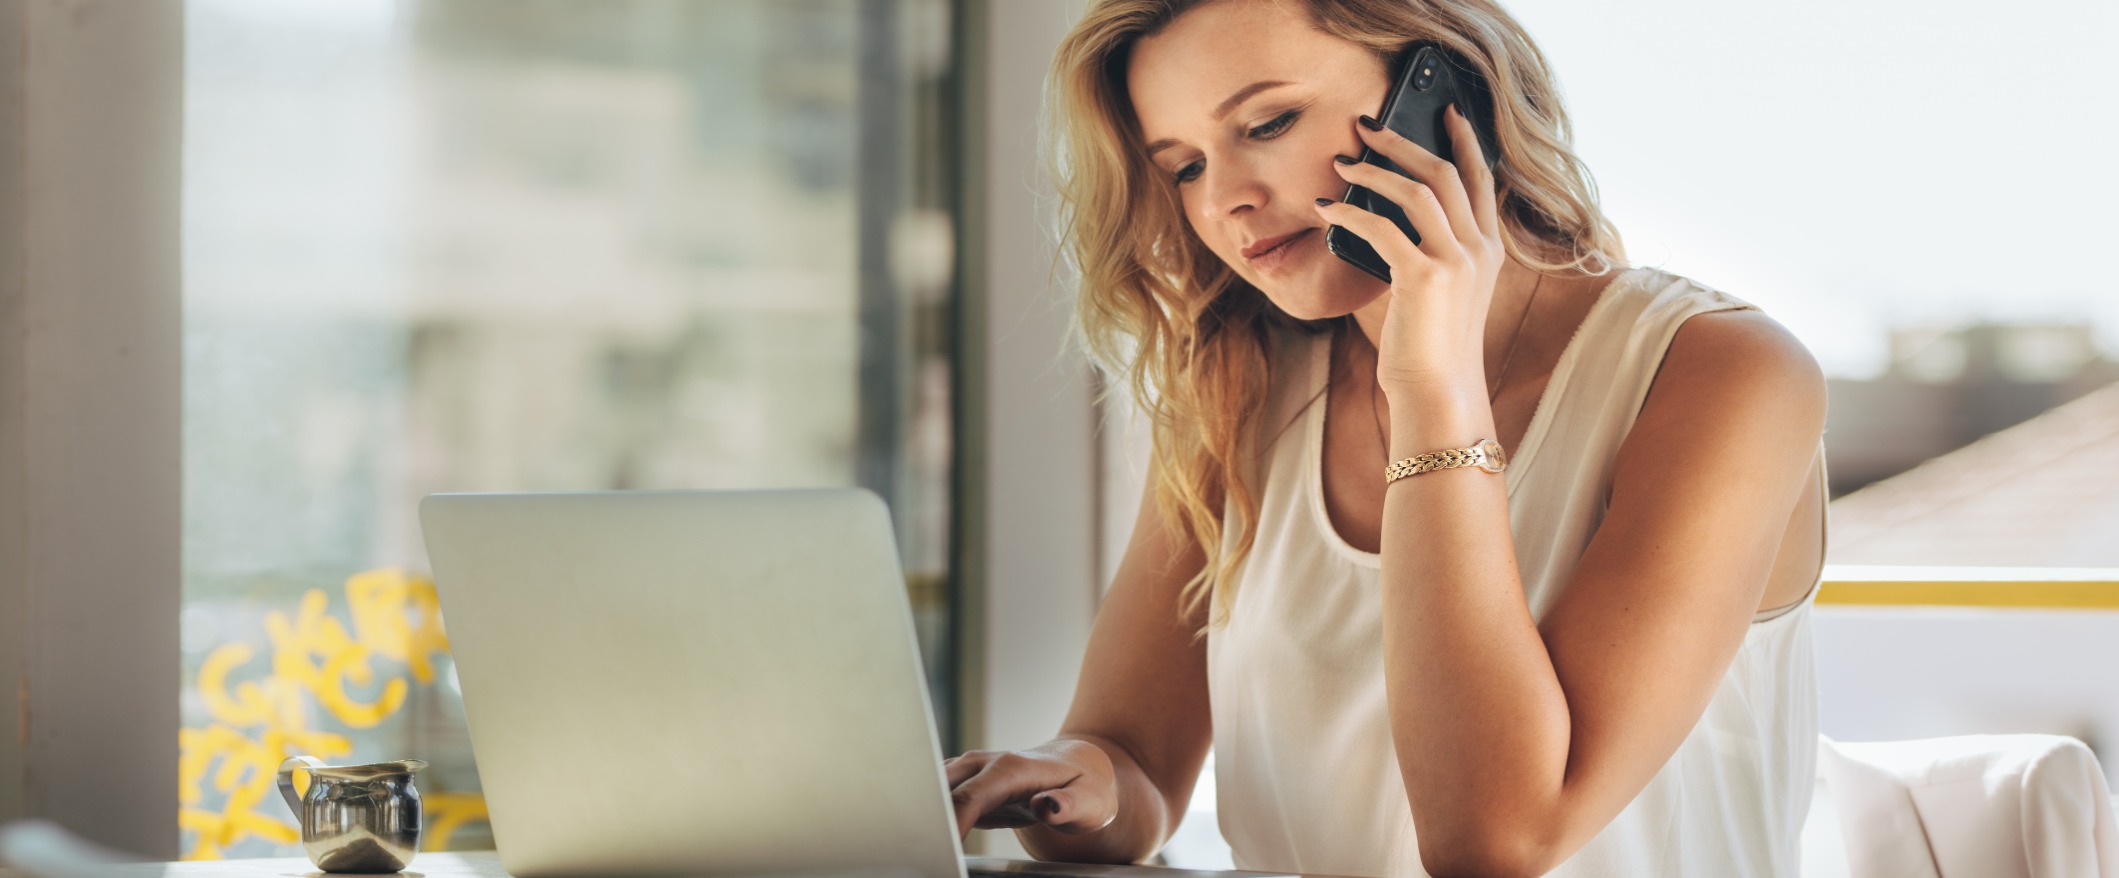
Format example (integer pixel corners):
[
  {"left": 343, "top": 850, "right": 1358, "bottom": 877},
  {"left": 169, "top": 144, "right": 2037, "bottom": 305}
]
[
  {"left": 1248, "top": 263, "right": 1385, "bottom": 323},
  {"left": 1261, "top": 292, "right": 1340, "bottom": 322}
]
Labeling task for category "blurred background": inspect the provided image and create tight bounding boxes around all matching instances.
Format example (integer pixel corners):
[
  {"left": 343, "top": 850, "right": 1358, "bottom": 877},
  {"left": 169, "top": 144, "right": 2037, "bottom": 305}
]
[{"left": 2, "top": 0, "right": 2114, "bottom": 868}]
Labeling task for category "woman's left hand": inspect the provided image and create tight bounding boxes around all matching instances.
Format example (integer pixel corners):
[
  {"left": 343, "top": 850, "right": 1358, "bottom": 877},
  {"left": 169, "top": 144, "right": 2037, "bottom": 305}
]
[{"left": 1313, "top": 104, "right": 1507, "bottom": 400}]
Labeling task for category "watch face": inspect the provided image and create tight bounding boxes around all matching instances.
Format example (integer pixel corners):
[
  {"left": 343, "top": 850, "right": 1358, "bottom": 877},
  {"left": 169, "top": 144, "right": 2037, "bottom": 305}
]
[{"left": 1478, "top": 439, "right": 1507, "bottom": 474}]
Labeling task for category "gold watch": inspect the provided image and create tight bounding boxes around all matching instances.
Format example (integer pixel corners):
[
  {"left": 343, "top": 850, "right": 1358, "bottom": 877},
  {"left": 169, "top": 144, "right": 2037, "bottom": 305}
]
[{"left": 1384, "top": 438, "right": 1508, "bottom": 485}]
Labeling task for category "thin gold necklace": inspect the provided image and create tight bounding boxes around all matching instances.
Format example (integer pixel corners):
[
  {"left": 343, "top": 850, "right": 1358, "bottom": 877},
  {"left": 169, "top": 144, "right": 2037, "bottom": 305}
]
[{"left": 1360, "top": 271, "right": 1545, "bottom": 458}]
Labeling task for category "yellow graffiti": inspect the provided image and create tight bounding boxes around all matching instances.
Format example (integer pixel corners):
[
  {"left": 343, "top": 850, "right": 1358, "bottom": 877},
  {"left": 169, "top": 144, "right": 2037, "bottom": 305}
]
[
  {"left": 422, "top": 792, "right": 492, "bottom": 852},
  {"left": 346, "top": 568, "right": 451, "bottom": 685},
  {"left": 178, "top": 568, "right": 485, "bottom": 860}
]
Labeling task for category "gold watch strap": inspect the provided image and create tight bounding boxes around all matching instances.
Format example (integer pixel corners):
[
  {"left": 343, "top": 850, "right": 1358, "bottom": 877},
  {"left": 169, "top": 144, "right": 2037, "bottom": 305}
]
[{"left": 1384, "top": 438, "right": 1508, "bottom": 485}]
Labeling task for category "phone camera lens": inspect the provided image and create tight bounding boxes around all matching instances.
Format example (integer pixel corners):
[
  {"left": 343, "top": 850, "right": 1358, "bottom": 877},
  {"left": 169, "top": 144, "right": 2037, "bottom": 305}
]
[{"left": 1412, "top": 64, "right": 1437, "bottom": 91}]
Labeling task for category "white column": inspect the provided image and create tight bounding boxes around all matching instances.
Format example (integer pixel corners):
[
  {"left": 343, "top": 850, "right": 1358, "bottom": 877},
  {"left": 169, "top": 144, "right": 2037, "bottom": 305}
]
[
  {"left": 956, "top": 0, "right": 1100, "bottom": 859},
  {"left": 0, "top": 0, "right": 184, "bottom": 859}
]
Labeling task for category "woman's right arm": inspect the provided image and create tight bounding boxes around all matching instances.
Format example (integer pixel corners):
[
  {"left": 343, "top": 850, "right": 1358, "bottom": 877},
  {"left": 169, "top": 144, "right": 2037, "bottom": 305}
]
[{"left": 944, "top": 463, "right": 1215, "bottom": 863}]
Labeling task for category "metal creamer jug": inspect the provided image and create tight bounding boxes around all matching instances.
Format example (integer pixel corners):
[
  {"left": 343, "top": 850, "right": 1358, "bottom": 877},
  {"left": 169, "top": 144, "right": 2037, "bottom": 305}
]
[{"left": 276, "top": 755, "right": 428, "bottom": 873}]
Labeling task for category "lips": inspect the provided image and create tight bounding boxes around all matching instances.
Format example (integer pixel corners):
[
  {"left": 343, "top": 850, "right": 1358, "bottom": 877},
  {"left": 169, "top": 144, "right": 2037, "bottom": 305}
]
[
  {"left": 1243, "top": 228, "right": 1319, "bottom": 275},
  {"left": 1243, "top": 228, "right": 1314, "bottom": 262}
]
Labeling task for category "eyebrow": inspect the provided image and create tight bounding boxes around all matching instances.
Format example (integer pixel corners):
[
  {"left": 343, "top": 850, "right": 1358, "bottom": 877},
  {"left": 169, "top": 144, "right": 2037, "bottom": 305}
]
[{"left": 1143, "top": 80, "right": 1296, "bottom": 159}]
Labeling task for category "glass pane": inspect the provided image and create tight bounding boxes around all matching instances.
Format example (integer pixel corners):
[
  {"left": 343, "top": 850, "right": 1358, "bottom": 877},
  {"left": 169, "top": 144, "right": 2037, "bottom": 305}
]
[{"left": 180, "top": 0, "right": 957, "bottom": 859}]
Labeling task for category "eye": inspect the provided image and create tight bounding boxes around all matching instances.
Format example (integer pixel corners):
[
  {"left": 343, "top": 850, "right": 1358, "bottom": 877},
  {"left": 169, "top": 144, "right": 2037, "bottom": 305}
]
[
  {"left": 1250, "top": 109, "right": 1299, "bottom": 139},
  {"left": 1172, "top": 110, "right": 1302, "bottom": 186}
]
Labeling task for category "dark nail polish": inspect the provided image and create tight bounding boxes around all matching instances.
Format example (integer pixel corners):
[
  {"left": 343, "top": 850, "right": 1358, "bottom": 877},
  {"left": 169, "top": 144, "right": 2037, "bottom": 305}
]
[
  {"left": 1333, "top": 154, "right": 1360, "bottom": 165},
  {"left": 1358, "top": 114, "right": 1384, "bottom": 131},
  {"left": 1042, "top": 795, "right": 1062, "bottom": 816},
  {"left": 1314, "top": 197, "right": 1335, "bottom": 206}
]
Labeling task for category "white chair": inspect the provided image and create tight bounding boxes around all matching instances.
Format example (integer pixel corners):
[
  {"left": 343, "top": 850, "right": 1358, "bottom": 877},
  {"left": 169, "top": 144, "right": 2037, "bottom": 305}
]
[{"left": 1811, "top": 733, "right": 2119, "bottom": 878}]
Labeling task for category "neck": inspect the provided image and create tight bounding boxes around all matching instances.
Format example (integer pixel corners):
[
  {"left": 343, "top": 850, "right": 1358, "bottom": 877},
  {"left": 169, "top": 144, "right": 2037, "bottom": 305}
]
[{"left": 1344, "top": 258, "right": 1549, "bottom": 390}]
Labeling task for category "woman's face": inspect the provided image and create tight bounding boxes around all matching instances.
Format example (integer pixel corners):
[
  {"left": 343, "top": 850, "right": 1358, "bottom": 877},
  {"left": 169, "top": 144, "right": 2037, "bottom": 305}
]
[{"left": 1127, "top": 0, "right": 1393, "bottom": 320}]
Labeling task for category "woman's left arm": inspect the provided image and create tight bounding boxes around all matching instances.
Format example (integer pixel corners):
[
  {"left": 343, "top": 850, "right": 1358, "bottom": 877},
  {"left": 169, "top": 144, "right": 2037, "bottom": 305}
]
[
  {"left": 1315, "top": 111, "right": 1829, "bottom": 878},
  {"left": 1380, "top": 311, "right": 1824, "bottom": 878}
]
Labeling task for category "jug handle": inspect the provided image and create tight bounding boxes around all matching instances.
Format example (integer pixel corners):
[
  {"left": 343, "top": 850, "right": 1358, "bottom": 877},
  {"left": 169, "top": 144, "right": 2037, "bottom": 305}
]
[{"left": 277, "top": 755, "right": 326, "bottom": 817}]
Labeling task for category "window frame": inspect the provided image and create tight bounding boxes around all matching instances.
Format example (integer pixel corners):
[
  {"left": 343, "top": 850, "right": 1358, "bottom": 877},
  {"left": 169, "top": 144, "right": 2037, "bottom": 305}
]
[{"left": 949, "top": 0, "right": 1105, "bottom": 856}]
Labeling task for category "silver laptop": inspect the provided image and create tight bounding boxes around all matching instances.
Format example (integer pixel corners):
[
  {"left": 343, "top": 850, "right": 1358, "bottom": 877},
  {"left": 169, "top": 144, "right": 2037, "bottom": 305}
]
[{"left": 420, "top": 489, "right": 1295, "bottom": 878}]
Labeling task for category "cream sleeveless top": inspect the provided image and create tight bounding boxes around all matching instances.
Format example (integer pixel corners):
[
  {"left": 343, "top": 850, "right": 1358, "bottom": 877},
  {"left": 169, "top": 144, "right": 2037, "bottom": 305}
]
[{"left": 1204, "top": 267, "right": 1826, "bottom": 878}]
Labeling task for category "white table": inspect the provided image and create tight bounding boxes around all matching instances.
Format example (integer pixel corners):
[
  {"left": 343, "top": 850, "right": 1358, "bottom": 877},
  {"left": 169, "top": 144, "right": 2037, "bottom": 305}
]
[
  {"left": 16, "top": 852, "right": 1320, "bottom": 878},
  {"left": 10, "top": 851, "right": 510, "bottom": 878}
]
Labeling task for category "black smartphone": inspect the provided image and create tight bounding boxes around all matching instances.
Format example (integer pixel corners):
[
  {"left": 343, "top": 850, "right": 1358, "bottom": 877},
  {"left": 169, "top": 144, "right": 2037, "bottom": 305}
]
[{"left": 1325, "top": 41, "right": 1502, "bottom": 284}]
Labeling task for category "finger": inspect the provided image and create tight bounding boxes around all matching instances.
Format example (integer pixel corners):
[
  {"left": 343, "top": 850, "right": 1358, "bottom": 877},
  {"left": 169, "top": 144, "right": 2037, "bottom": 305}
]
[
  {"left": 1332, "top": 157, "right": 1461, "bottom": 261},
  {"left": 949, "top": 755, "right": 1058, "bottom": 837},
  {"left": 949, "top": 758, "right": 1008, "bottom": 838},
  {"left": 1037, "top": 788, "right": 1119, "bottom": 835},
  {"left": 1314, "top": 196, "right": 1433, "bottom": 278},
  {"left": 980, "top": 799, "right": 1041, "bottom": 829},
  {"left": 944, "top": 751, "right": 991, "bottom": 787},
  {"left": 1354, "top": 116, "right": 1480, "bottom": 253},
  {"left": 1445, "top": 103, "right": 1500, "bottom": 238}
]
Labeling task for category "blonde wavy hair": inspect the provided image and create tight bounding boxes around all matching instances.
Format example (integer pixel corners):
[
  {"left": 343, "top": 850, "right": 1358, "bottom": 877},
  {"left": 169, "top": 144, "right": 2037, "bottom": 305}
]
[{"left": 1045, "top": 0, "right": 1626, "bottom": 634}]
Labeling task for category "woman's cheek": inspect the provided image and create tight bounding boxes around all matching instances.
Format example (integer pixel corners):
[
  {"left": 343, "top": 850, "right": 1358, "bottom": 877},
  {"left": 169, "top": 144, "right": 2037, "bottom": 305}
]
[{"left": 1181, "top": 200, "right": 1224, "bottom": 259}]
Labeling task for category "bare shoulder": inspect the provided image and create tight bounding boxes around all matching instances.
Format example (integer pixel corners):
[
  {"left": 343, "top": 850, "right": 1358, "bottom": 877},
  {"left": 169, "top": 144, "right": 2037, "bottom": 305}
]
[
  {"left": 1649, "top": 306, "right": 1826, "bottom": 430},
  {"left": 1608, "top": 304, "right": 1827, "bottom": 512}
]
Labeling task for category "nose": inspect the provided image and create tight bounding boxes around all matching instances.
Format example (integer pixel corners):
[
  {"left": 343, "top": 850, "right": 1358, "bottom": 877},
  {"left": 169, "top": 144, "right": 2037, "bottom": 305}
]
[{"left": 1196, "top": 159, "right": 1268, "bottom": 220}]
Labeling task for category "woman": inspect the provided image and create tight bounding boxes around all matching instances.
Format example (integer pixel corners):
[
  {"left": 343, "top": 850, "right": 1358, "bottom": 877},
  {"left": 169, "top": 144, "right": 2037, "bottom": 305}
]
[{"left": 946, "top": 0, "right": 1829, "bottom": 875}]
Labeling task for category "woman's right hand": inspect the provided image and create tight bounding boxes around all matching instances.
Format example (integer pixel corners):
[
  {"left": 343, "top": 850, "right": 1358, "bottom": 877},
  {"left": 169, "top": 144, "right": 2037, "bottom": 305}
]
[{"left": 944, "top": 737, "right": 1120, "bottom": 841}]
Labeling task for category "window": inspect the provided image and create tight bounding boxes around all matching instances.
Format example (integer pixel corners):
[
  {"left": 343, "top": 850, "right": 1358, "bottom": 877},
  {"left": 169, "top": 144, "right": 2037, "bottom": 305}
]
[{"left": 179, "top": 0, "right": 958, "bottom": 859}]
